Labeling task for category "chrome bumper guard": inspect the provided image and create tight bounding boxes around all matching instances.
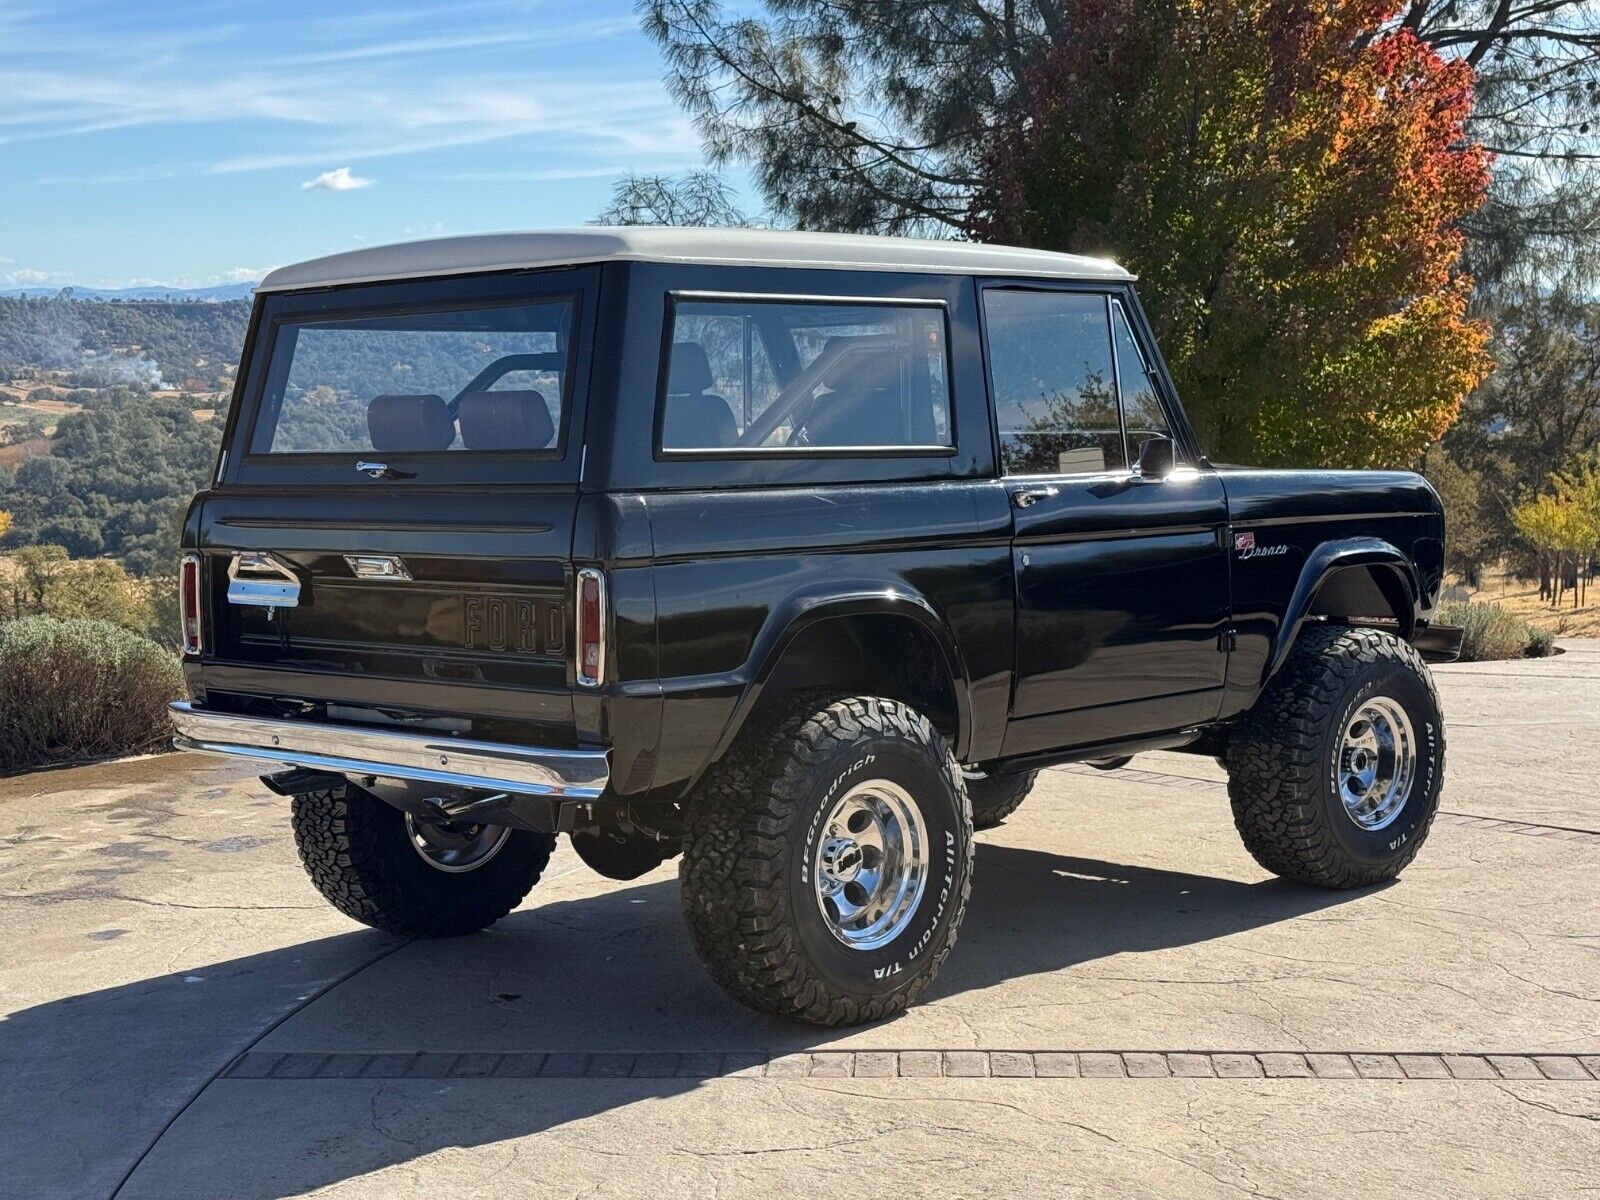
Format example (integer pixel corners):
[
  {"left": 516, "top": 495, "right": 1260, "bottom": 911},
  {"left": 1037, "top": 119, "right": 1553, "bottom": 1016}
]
[{"left": 169, "top": 702, "right": 609, "bottom": 799}]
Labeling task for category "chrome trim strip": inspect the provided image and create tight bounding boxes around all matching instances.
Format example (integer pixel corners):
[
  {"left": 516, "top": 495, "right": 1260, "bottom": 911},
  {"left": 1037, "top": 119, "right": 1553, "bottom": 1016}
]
[{"left": 169, "top": 702, "right": 609, "bottom": 798}]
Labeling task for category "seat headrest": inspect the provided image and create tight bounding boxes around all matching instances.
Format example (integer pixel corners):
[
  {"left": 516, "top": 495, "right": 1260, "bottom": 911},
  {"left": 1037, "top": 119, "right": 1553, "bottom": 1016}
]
[
  {"left": 366, "top": 394, "right": 454, "bottom": 452},
  {"left": 667, "top": 343, "right": 715, "bottom": 395},
  {"left": 456, "top": 390, "right": 556, "bottom": 451},
  {"left": 662, "top": 392, "right": 738, "bottom": 449}
]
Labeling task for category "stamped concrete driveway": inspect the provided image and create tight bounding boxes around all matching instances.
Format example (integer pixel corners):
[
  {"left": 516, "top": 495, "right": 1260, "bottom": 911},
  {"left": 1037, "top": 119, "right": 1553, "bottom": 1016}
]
[{"left": 2, "top": 644, "right": 1597, "bottom": 1199}]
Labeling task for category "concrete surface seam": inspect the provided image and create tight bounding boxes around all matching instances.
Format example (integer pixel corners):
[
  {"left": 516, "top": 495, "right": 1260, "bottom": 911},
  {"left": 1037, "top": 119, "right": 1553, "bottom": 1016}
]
[
  {"left": 106, "top": 937, "right": 413, "bottom": 1198},
  {"left": 1054, "top": 765, "right": 1600, "bottom": 842},
  {"left": 224, "top": 1050, "right": 1600, "bottom": 1082}
]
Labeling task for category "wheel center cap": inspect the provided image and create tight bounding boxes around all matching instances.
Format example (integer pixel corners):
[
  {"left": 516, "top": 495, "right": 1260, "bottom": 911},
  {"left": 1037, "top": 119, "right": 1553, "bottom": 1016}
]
[{"left": 820, "top": 836, "right": 863, "bottom": 883}]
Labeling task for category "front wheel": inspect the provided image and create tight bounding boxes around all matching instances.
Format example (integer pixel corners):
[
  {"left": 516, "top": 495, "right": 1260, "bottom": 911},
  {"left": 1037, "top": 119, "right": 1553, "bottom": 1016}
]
[
  {"left": 1226, "top": 626, "right": 1444, "bottom": 889},
  {"left": 681, "top": 696, "right": 973, "bottom": 1026}
]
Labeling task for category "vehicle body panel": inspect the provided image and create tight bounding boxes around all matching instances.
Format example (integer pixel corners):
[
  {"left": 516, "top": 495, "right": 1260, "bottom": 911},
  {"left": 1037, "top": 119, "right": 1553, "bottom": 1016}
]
[
  {"left": 1215, "top": 468, "right": 1443, "bottom": 718},
  {"left": 1002, "top": 469, "right": 1232, "bottom": 756},
  {"left": 178, "top": 242, "right": 1449, "bottom": 826}
]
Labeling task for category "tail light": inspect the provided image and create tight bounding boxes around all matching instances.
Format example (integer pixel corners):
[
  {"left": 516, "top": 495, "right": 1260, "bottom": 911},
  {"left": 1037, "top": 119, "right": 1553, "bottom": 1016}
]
[
  {"left": 575, "top": 567, "right": 606, "bottom": 687},
  {"left": 180, "top": 553, "right": 204, "bottom": 656}
]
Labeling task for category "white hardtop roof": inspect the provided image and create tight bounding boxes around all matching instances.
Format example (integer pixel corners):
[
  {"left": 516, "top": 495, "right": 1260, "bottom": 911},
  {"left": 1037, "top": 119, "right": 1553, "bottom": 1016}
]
[{"left": 257, "top": 227, "right": 1132, "bottom": 293}]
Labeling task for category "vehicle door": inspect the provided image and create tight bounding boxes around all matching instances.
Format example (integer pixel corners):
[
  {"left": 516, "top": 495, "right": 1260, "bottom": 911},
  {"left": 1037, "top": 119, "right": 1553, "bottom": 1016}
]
[{"left": 981, "top": 284, "right": 1231, "bottom": 756}]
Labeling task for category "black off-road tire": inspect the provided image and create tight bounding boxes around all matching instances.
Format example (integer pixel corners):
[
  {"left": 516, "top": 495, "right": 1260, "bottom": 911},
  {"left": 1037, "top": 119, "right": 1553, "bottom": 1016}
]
[
  {"left": 964, "top": 768, "right": 1038, "bottom": 830},
  {"left": 290, "top": 784, "right": 554, "bottom": 937},
  {"left": 1225, "top": 625, "right": 1444, "bottom": 889},
  {"left": 681, "top": 696, "right": 973, "bottom": 1026}
]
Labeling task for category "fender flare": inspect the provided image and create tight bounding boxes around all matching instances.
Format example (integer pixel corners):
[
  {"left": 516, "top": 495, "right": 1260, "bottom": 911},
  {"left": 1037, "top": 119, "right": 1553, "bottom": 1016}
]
[
  {"left": 706, "top": 583, "right": 976, "bottom": 767},
  {"left": 1264, "top": 538, "right": 1421, "bottom": 684}
]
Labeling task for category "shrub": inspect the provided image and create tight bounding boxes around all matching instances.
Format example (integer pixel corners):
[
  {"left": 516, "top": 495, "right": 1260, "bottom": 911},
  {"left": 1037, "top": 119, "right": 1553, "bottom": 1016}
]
[
  {"left": 1436, "top": 601, "right": 1556, "bottom": 663},
  {"left": 1, "top": 545, "right": 154, "bottom": 634},
  {"left": 0, "top": 616, "right": 184, "bottom": 773}
]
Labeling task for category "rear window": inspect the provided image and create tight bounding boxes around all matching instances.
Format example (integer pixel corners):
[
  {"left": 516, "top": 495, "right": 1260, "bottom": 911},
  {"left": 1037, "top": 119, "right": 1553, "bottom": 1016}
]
[
  {"left": 249, "top": 298, "right": 575, "bottom": 456},
  {"left": 659, "top": 298, "right": 953, "bottom": 454}
]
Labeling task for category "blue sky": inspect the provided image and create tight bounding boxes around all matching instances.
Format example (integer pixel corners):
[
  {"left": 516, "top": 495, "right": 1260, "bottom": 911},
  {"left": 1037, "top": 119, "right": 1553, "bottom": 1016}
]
[{"left": 0, "top": 0, "right": 736, "bottom": 288}]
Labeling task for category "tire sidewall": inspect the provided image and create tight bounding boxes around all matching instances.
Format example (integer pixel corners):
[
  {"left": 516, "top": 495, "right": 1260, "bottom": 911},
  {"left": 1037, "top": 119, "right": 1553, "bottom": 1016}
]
[
  {"left": 785, "top": 730, "right": 969, "bottom": 999},
  {"left": 1318, "top": 659, "right": 1442, "bottom": 867}
]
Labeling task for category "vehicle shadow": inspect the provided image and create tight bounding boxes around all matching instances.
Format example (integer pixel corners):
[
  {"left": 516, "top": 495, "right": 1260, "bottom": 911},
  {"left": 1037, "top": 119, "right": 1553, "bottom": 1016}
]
[{"left": 5, "top": 843, "right": 1363, "bottom": 1199}]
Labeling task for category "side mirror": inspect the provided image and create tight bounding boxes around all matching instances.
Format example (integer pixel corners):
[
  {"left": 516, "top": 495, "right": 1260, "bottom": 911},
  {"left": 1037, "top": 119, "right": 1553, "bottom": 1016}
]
[{"left": 1135, "top": 435, "right": 1176, "bottom": 480}]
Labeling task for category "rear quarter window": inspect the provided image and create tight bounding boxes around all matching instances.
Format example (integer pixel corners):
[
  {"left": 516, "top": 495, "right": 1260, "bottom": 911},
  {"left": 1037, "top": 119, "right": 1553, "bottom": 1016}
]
[{"left": 658, "top": 297, "right": 953, "bottom": 455}]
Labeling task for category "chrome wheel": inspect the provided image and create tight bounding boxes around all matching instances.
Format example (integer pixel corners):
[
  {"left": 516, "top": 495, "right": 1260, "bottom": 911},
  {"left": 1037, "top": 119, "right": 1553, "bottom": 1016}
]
[
  {"left": 1337, "top": 696, "right": 1416, "bottom": 832},
  {"left": 404, "top": 810, "right": 511, "bottom": 873},
  {"left": 813, "top": 779, "right": 929, "bottom": 951}
]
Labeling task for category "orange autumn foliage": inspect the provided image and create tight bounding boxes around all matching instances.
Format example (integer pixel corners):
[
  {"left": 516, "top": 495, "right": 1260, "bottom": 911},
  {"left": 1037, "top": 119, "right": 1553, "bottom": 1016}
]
[{"left": 968, "top": 0, "right": 1492, "bottom": 468}]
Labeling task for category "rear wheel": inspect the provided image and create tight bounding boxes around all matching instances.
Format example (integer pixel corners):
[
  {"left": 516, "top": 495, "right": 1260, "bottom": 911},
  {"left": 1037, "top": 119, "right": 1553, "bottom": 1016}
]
[
  {"left": 290, "top": 783, "right": 554, "bottom": 937},
  {"left": 681, "top": 696, "right": 973, "bottom": 1026},
  {"left": 1226, "top": 626, "right": 1444, "bottom": 888},
  {"left": 963, "top": 768, "right": 1038, "bottom": 830}
]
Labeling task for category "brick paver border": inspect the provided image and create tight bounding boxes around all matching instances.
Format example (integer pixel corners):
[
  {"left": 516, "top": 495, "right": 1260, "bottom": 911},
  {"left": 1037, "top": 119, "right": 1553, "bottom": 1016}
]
[{"left": 226, "top": 1050, "right": 1600, "bottom": 1082}]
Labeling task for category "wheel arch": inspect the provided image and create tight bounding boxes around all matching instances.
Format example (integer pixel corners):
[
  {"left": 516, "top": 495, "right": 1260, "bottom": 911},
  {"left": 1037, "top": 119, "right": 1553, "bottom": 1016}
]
[
  {"left": 707, "top": 587, "right": 974, "bottom": 770},
  {"left": 1265, "top": 538, "right": 1421, "bottom": 685}
]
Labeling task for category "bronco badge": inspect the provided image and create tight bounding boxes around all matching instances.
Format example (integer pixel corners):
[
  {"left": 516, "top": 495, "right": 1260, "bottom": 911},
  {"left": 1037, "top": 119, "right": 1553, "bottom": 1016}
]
[{"left": 1234, "top": 532, "right": 1289, "bottom": 559}]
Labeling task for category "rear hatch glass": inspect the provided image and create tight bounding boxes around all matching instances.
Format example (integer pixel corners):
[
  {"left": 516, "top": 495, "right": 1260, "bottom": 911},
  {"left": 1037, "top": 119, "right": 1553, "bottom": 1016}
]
[{"left": 250, "top": 297, "right": 574, "bottom": 459}]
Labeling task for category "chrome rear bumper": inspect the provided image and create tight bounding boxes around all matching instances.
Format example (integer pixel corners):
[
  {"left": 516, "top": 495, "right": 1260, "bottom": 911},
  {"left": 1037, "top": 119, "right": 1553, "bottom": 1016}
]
[{"left": 169, "top": 701, "right": 609, "bottom": 799}]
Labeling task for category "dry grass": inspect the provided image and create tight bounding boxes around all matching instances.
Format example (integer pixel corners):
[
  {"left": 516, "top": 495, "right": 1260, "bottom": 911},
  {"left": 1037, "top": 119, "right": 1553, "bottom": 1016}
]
[
  {"left": 0, "top": 436, "right": 51, "bottom": 468},
  {"left": 1455, "top": 566, "right": 1600, "bottom": 639}
]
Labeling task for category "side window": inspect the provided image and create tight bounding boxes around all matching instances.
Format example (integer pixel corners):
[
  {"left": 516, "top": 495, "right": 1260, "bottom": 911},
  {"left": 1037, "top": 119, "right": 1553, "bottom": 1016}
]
[
  {"left": 660, "top": 299, "right": 953, "bottom": 453},
  {"left": 1111, "top": 299, "right": 1172, "bottom": 456},
  {"left": 983, "top": 290, "right": 1122, "bottom": 476}
]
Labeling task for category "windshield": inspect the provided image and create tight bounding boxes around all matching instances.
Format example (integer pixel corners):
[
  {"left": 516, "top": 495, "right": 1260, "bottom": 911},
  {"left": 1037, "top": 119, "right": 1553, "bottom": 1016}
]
[{"left": 249, "top": 297, "right": 575, "bottom": 456}]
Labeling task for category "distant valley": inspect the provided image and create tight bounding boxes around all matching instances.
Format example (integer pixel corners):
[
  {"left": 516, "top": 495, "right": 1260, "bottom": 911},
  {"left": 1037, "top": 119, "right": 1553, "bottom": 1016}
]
[
  {"left": 0, "top": 281, "right": 258, "bottom": 302},
  {"left": 1, "top": 294, "right": 247, "bottom": 573}
]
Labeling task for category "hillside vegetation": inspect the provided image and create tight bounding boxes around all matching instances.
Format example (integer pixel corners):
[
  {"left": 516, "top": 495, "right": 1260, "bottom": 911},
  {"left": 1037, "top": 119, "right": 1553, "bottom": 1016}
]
[
  {"left": 0, "top": 295, "right": 249, "bottom": 391},
  {"left": 1, "top": 296, "right": 242, "bottom": 576}
]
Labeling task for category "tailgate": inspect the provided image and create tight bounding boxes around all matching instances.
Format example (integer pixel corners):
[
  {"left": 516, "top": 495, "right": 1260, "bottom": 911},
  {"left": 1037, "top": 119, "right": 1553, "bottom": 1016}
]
[
  {"left": 194, "top": 488, "right": 579, "bottom": 737},
  {"left": 186, "top": 268, "right": 600, "bottom": 743}
]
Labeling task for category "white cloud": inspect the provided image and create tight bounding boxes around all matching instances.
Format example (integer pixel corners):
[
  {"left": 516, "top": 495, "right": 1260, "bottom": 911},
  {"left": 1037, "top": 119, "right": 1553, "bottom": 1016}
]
[
  {"left": 0, "top": 6, "right": 699, "bottom": 180},
  {"left": 302, "top": 166, "right": 373, "bottom": 192},
  {"left": 1, "top": 267, "right": 64, "bottom": 286}
]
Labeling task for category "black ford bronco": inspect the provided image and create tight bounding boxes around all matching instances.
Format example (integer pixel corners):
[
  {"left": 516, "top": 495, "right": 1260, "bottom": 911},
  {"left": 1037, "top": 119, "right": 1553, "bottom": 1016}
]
[{"left": 173, "top": 228, "right": 1461, "bottom": 1026}]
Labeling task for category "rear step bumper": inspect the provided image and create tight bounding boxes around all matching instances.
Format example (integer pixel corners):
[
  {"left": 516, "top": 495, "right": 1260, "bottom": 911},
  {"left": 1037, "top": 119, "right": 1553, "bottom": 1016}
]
[{"left": 169, "top": 702, "right": 609, "bottom": 798}]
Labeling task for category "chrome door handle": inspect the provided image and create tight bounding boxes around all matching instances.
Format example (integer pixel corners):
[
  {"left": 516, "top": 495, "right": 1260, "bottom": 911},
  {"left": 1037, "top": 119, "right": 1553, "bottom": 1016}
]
[{"left": 1011, "top": 485, "right": 1059, "bottom": 508}]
